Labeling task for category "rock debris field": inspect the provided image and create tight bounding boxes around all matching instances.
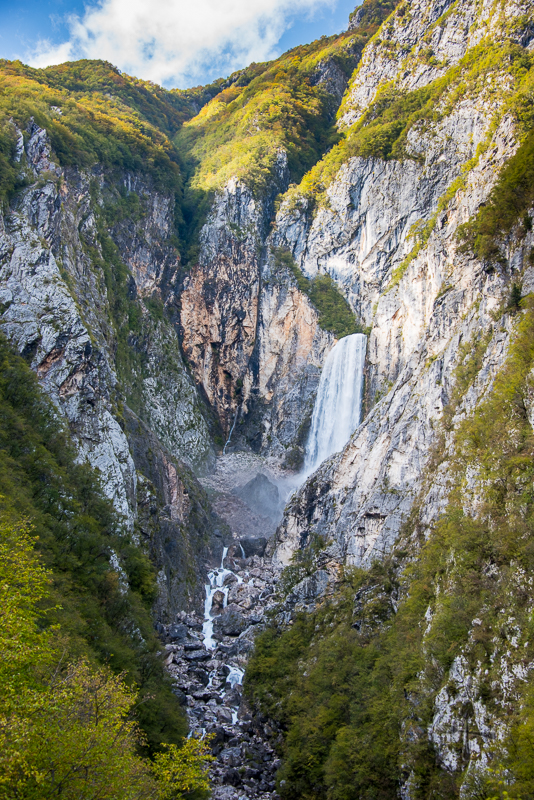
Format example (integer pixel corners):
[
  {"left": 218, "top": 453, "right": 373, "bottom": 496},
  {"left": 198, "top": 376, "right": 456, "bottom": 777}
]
[
  {"left": 163, "top": 546, "right": 280, "bottom": 800},
  {"left": 159, "top": 454, "right": 294, "bottom": 800}
]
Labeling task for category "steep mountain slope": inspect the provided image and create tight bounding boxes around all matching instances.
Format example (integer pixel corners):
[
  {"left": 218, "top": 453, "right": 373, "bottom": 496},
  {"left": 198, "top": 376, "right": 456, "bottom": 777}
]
[
  {"left": 2, "top": 0, "right": 534, "bottom": 795},
  {"left": 0, "top": 334, "right": 188, "bottom": 752},
  {"left": 174, "top": 5, "right": 396, "bottom": 458},
  {"left": 272, "top": 0, "right": 534, "bottom": 581},
  {"left": 0, "top": 59, "right": 226, "bottom": 619},
  {"left": 242, "top": 0, "right": 534, "bottom": 796}
]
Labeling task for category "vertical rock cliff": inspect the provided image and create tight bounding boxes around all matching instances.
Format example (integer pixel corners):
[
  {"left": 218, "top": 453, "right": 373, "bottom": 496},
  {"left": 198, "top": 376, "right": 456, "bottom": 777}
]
[
  {"left": 272, "top": 0, "right": 533, "bottom": 565},
  {"left": 180, "top": 167, "right": 335, "bottom": 458},
  {"left": 0, "top": 103, "right": 220, "bottom": 615}
]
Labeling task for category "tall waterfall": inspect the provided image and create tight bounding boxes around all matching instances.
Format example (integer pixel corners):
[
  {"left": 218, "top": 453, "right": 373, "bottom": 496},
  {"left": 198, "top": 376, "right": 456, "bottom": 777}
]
[{"left": 304, "top": 333, "right": 367, "bottom": 475}]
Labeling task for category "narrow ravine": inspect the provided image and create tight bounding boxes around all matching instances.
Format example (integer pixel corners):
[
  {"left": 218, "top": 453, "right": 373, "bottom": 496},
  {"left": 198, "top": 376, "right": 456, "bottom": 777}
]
[
  {"left": 160, "top": 336, "right": 368, "bottom": 799},
  {"left": 163, "top": 538, "right": 280, "bottom": 800}
]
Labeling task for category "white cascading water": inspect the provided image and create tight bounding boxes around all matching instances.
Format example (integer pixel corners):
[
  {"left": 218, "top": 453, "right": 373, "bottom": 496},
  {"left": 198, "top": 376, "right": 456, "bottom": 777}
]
[
  {"left": 304, "top": 332, "right": 367, "bottom": 476},
  {"left": 202, "top": 546, "right": 245, "bottom": 721},
  {"left": 203, "top": 546, "right": 242, "bottom": 650}
]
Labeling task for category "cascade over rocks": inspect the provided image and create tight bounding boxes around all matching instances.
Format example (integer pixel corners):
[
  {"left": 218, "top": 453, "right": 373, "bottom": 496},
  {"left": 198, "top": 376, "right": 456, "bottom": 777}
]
[{"left": 161, "top": 543, "right": 282, "bottom": 800}]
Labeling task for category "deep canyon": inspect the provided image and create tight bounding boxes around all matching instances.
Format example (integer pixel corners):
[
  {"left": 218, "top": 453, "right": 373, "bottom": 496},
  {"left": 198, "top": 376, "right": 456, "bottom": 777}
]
[{"left": 2, "top": 0, "right": 534, "bottom": 796}]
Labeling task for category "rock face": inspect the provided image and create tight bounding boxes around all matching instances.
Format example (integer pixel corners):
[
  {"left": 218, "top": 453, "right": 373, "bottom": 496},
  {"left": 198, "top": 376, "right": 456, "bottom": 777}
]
[
  {"left": 0, "top": 129, "right": 135, "bottom": 524},
  {"left": 180, "top": 157, "right": 334, "bottom": 456},
  {"left": 271, "top": 0, "right": 532, "bottom": 568},
  {"left": 123, "top": 407, "right": 224, "bottom": 616},
  {"left": 250, "top": 252, "right": 334, "bottom": 459},
  {"left": 0, "top": 120, "right": 218, "bottom": 612},
  {"left": 180, "top": 175, "right": 269, "bottom": 437},
  {"left": 340, "top": 0, "right": 532, "bottom": 129}
]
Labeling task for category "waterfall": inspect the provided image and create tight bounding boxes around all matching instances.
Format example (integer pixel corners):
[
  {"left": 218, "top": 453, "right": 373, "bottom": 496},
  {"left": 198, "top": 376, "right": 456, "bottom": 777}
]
[
  {"left": 304, "top": 333, "right": 366, "bottom": 475},
  {"left": 202, "top": 546, "right": 243, "bottom": 650},
  {"left": 223, "top": 408, "right": 239, "bottom": 455}
]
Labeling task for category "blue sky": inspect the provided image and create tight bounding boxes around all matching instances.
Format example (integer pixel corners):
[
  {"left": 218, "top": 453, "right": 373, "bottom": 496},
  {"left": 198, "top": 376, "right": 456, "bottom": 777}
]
[{"left": 0, "top": 0, "right": 360, "bottom": 89}]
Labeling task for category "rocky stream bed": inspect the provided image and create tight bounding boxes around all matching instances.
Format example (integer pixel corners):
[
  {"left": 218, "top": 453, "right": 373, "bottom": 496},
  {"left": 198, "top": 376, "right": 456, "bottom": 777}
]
[
  {"left": 158, "top": 454, "right": 294, "bottom": 800},
  {"left": 161, "top": 546, "right": 280, "bottom": 800}
]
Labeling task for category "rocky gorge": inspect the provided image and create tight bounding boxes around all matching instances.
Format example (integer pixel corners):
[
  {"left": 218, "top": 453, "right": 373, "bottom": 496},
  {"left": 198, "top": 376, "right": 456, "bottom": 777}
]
[
  {"left": 2, "top": 0, "right": 534, "bottom": 795},
  {"left": 158, "top": 451, "right": 349, "bottom": 800}
]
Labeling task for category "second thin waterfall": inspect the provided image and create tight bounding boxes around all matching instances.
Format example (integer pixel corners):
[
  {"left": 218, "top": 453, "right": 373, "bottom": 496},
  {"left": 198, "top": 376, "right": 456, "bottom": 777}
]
[{"left": 304, "top": 332, "right": 367, "bottom": 476}]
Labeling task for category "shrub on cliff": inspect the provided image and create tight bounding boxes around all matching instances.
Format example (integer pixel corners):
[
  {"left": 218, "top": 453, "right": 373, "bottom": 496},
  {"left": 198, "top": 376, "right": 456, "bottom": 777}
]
[
  {"left": 458, "top": 128, "right": 534, "bottom": 264},
  {"left": 272, "top": 248, "right": 361, "bottom": 339}
]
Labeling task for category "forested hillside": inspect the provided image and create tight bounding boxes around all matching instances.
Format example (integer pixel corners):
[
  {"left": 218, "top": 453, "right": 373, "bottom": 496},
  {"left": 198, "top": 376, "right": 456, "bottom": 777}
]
[{"left": 0, "top": 335, "right": 215, "bottom": 797}]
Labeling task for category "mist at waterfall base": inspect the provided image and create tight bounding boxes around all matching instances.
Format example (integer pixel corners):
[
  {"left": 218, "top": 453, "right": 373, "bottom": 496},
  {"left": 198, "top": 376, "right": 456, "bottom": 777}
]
[
  {"left": 303, "top": 332, "right": 367, "bottom": 477},
  {"left": 208, "top": 333, "right": 367, "bottom": 540}
]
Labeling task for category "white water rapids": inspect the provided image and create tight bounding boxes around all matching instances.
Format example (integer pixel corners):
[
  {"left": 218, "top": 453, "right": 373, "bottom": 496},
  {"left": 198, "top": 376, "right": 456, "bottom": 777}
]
[
  {"left": 203, "top": 546, "right": 241, "bottom": 650},
  {"left": 202, "top": 546, "right": 245, "bottom": 711},
  {"left": 304, "top": 332, "right": 367, "bottom": 475}
]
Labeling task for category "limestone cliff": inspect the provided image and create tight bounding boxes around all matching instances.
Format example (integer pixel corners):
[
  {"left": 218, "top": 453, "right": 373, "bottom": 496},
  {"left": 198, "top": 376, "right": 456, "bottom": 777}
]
[
  {"left": 0, "top": 116, "right": 218, "bottom": 614},
  {"left": 180, "top": 165, "right": 334, "bottom": 458},
  {"left": 271, "top": 0, "right": 531, "bottom": 560},
  {"left": 262, "top": 0, "right": 534, "bottom": 792}
]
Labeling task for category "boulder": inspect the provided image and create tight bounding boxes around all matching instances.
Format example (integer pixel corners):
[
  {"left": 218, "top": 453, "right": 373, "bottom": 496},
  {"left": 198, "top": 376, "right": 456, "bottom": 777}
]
[
  {"left": 167, "top": 623, "right": 188, "bottom": 642},
  {"left": 240, "top": 537, "right": 268, "bottom": 558},
  {"left": 228, "top": 583, "right": 260, "bottom": 609},
  {"left": 224, "top": 687, "right": 242, "bottom": 707},
  {"left": 190, "top": 667, "right": 209, "bottom": 686},
  {"left": 217, "top": 642, "right": 238, "bottom": 656},
  {"left": 184, "top": 615, "right": 203, "bottom": 631},
  {"left": 214, "top": 784, "right": 239, "bottom": 797},
  {"left": 163, "top": 651, "right": 174, "bottom": 667},
  {"left": 184, "top": 649, "right": 211, "bottom": 662},
  {"left": 213, "top": 604, "right": 248, "bottom": 636},
  {"left": 193, "top": 689, "right": 217, "bottom": 702},
  {"left": 211, "top": 589, "right": 226, "bottom": 614},
  {"left": 172, "top": 688, "right": 187, "bottom": 706},
  {"left": 218, "top": 707, "right": 234, "bottom": 724},
  {"left": 222, "top": 768, "right": 241, "bottom": 786}
]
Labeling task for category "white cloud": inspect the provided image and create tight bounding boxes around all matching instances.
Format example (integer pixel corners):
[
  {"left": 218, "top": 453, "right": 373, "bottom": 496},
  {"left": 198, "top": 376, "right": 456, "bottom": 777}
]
[{"left": 28, "top": 0, "right": 337, "bottom": 87}]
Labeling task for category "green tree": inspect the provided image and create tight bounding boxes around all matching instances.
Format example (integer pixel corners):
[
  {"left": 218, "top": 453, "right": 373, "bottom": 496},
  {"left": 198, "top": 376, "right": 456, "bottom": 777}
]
[
  {"left": 0, "top": 512, "right": 212, "bottom": 800},
  {"left": 152, "top": 739, "right": 214, "bottom": 800}
]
